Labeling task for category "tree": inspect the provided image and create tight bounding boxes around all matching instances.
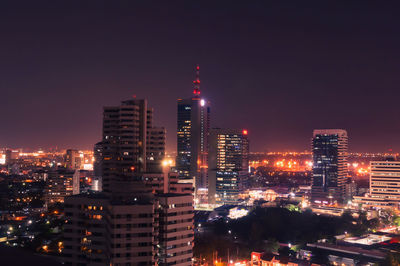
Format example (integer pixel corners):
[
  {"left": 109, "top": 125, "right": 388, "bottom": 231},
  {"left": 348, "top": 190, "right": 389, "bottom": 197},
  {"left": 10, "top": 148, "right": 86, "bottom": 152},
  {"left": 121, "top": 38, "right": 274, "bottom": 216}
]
[{"left": 264, "top": 238, "right": 279, "bottom": 253}]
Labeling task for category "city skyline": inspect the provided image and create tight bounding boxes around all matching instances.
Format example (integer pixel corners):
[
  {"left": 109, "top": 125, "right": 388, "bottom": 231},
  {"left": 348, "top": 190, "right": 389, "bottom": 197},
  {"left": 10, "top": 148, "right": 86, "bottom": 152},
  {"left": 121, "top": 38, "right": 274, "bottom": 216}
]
[
  {"left": 4, "top": 2, "right": 400, "bottom": 265},
  {"left": 3, "top": 1, "right": 400, "bottom": 153}
]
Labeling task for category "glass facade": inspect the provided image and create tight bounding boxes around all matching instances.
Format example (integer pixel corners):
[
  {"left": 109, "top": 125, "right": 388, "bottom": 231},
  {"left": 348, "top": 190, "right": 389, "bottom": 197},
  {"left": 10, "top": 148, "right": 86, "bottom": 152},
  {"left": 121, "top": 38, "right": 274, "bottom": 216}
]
[
  {"left": 311, "top": 130, "right": 348, "bottom": 205},
  {"left": 176, "top": 102, "right": 192, "bottom": 179},
  {"left": 209, "top": 131, "right": 249, "bottom": 205}
]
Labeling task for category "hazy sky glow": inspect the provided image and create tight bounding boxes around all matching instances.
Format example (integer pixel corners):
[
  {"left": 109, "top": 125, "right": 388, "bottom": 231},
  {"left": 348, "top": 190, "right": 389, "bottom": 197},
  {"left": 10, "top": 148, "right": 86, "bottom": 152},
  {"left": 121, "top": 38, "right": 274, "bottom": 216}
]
[{"left": 1, "top": 1, "right": 400, "bottom": 152}]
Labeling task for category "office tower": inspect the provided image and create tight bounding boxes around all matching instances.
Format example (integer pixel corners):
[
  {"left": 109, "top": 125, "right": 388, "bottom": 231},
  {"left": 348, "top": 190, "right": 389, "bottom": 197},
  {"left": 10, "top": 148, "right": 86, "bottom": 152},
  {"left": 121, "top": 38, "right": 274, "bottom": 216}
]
[
  {"left": 107, "top": 197, "right": 157, "bottom": 266},
  {"left": 65, "top": 149, "right": 82, "bottom": 170},
  {"left": 93, "top": 142, "right": 103, "bottom": 178},
  {"left": 176, "top": 66, "right": 210, "bottom": 200},
  {"left": 63, "top": 194, "right": 109, "bottom": 265},
  {"left": 64, "top": 97, "right": 193, "bottom": 266},
  {"left": 311, "top": 129, "right": 348, "bottom": 205},
  {"left": 354, "top": 160, "right": 400, "bottom": 208},
  {"left": 102, "top": 98, "right": 165, "bottom": 195},
  {"left": 208, "top": 128, "right": 249, "bottom": 205},
  {"left": 146, "top": 127, "right": 166, "bottom": 173},
  {"left": 157, "top": 194, "right": 194, "bottom": 265},
  {"left": 45, "top": 168, "right": 79, "bottom": 204},
  {"left": 64, "top": 178, "right": 193, "bottom": 266}
]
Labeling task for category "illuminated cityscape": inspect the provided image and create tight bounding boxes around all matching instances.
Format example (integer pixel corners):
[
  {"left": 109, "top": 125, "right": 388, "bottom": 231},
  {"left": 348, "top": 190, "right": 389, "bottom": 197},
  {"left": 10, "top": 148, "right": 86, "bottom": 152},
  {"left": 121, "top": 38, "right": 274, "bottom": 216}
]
[{"left": 3, "top": 1, "right": 400, "bottom": 266}]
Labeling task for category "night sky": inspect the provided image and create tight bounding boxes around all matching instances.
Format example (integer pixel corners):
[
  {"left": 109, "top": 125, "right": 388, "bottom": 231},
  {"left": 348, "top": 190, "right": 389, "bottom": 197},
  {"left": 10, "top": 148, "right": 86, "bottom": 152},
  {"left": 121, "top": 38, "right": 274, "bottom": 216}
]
[{"left": 1, "top": 1, "right": 400, "bottom": 152}]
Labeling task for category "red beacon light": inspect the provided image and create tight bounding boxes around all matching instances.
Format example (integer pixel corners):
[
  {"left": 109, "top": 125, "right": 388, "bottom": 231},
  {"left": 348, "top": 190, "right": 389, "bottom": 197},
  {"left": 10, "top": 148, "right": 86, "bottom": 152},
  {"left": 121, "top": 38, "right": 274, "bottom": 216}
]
[{"left": 243, "top": 129, "right": 248, "bottom": 135}]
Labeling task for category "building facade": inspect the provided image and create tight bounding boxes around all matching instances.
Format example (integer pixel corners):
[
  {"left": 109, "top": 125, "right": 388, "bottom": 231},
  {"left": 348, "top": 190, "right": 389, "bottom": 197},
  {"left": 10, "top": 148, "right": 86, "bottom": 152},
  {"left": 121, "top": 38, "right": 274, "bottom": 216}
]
[
  {"left": 176, "top": 66, "right": 210, "bottom": 201},
  {"left": 102, "top": 98, "right": 165, "bottom": 195},
  {"left": 354, "top": 160, "right": 400, "bottom": 208},
  {"left": 45, "top": 168, "right": 79, "bottom": 204},
  {"left": 311, "top": 129, "right": 348, "bottom": 205},
  {"left": 208, "top": 128, "right": 249, "bottom": 205},
  {"left": 157, "top": 194, "right": 194, "bottom": 265},
  {"left": 63, "top": 98, "right": 193, "bottom": 265},
  {"left": 65, "top": 149, "right": 82, "bottom": 170},
  {"left": 93, "top": 142, "right": 103, "bottom": 178}
]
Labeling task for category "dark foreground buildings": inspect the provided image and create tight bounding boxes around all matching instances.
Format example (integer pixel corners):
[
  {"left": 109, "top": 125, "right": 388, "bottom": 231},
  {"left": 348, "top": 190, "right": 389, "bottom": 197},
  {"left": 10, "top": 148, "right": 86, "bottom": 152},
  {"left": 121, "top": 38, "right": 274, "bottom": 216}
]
[{"left": 63, "top": 98, "right": 194, "bottom": 265}]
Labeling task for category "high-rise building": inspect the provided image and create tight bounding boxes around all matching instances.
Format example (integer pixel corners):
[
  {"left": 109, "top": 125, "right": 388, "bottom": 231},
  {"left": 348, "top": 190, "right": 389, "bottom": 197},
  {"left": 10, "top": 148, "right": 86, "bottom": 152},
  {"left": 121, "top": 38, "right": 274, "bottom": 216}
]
[
  {"left": 354, "top": 160, "right": 400, "bottom": 208},
  {"left": 64, "top": 180, "right": 193, "bottom": 266},
  {"left": 176, "top": 66, "right": 210, "bottom": 200},
  {"left": 102, "top": 98, "right": 165, "bottom": 195},
  {"left": 63, "top": 98, "right": 193, "bottom": 266},
  {"left": 311, "top": 129, "right": 348, "bottom": 205},
  {"left": 157, "top": 194, "right": 194, "bottom": 265},
  {"left": 65, "top": 149, "right": 82, "bottom": 170},
  {"left": 208, "top": 128, "right": 249, "bottom": 205},
  {"left": 63, "top": 194, "right": 109, "bottom": 265},
  {"left": 146, "top": 127, "right": 166, "bottom": 173},
  {"left": 93, "top": 142, "right": 103, "bottom": 178},
  {"left": 45, "top": 168, "right": 80, "bottom": 204}
]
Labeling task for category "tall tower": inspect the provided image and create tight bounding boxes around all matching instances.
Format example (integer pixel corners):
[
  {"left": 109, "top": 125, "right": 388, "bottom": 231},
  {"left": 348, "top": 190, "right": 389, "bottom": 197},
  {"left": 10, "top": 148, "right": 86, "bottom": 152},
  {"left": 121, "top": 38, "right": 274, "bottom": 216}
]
[
  {"left": 176, "top": 66, "right": 210, "bottom": 202},
  {"left": 208, "top": 128, "right": 249, "bottom": 205},
  {"left": 311, "top": 129, "right": 348, "bottom": 205},
  {"left": 102, "top": 98, "right": 165, "bottom": 195}
]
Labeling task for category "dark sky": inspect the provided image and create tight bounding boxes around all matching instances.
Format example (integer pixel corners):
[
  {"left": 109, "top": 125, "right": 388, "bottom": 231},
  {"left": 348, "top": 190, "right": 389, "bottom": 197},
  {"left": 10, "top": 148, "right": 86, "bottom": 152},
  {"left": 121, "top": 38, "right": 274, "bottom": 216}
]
[{"left": 1, "top": 1, "right": 400, "bottom": 153}]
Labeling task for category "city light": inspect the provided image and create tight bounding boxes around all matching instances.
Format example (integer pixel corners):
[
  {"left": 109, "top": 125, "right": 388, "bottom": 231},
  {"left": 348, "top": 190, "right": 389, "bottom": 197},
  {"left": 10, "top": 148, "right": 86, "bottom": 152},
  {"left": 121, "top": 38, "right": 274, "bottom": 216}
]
[{"left": 1, "top": 4, "right": 400, "bottom": 266}]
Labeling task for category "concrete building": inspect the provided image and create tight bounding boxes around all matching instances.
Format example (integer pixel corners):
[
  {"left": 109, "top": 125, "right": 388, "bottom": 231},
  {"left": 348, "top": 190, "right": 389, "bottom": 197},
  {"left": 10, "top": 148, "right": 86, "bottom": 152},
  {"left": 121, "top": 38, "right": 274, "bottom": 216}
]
[
  {"left": 64, "top": 187, "right": 193, "bottom": 266},
  {"left": 102, "top": 98, "right": 165, "bottom": 195},
  {"left": 65, "top": 149, "right": 82, "bottom": 170},
  {"left": 146, "top": 127, "right": 166, "bottom": 173},
  {"left": 63, "top": 98, "right": 193, "bottom": 266},
  {"left": 208, "top": 128, "right": 249, "bottom": 205},
  {"left": 354, "top": 161, "right": 400, "bottom": 208},
  {"left": 176, "top": 66, "right": 210, "bottom": 202},
  {"left": 93, "top": 142, "right": 103, "bottom": 178},
  {"left": 157, "top": 194, "right": 194, "bottom": 265},
  {"left": 63, "top": 194, "right": 109, "bottom": 265},
  {"left": 311, "top": 129, "right": 348, "bottom": 205},
  {"left": 45, "top": 168, "right": 79, "bottom": 204},
  {"left": 107, "top": 198, "right": 157, "bottom": 266},
  {"left": 143, "top": 172, "right": 193, "bottom": 195}
]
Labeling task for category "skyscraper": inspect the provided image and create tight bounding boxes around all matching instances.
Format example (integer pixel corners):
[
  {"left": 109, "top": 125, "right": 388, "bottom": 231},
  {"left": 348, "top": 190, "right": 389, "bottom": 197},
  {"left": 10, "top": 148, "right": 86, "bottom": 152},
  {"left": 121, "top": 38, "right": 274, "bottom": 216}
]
[
  {"left": 208, "top": 128, "right": 249, "bottom": 205},
  {"left": 311, "top": 129, "right": 348, "bottom": 205},
  {"left": 176, "top": 66, "right": 210, "bottom": 200},
  {"left": 102, "top": 98, "right": 165, "bottom": 195},
  {"left": 64, "top": 97, "right": 193, "bottom": 266}
]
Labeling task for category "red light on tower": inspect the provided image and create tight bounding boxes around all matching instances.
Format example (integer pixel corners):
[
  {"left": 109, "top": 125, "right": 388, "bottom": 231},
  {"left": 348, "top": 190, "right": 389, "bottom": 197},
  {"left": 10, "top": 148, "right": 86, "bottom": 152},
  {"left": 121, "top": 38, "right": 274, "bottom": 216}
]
[{"left": 243, "top": 129, "right": 248, "bottom": 135}]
